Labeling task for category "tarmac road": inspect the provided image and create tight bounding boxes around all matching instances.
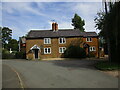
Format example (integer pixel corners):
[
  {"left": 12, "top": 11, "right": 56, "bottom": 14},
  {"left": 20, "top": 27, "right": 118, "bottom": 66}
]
[
  {"left": 2, "top": 59, "right": 118, "bottom": 88},
  {"left": 2, "top": 64, "right": 22, "bottom": 88}
]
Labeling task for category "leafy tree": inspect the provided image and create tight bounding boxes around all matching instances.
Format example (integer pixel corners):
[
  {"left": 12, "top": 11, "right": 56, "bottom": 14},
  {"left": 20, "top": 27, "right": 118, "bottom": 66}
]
[
  {"left": 94, "top": 2, "right": 120, "bottom": 62},
  {"left": 0, "top": 27, "right": 2, "bottom": 46},
  {"left": 2, "top": 27, "right": 12, "bottom": 48},
  {"left": 7, "top": 39, "right": 19, "bottom": 51},
  {"left": 72, "top": 13, "right": 85, "bottom": 32}
]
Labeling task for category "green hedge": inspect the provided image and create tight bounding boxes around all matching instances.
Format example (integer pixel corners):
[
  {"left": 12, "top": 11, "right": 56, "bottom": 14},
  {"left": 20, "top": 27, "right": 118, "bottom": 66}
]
[
  {"left": 64, "top": 45, "right": 86, "bottom": 58},
  {"left": 15, "top": 51, "right": 26, "bottom": 59},
  {"left": 2, "top": 49, "right": 15, "bottom": 59},
  {"left": 2, "top": 49, "right": 26, "bottom": 59}
]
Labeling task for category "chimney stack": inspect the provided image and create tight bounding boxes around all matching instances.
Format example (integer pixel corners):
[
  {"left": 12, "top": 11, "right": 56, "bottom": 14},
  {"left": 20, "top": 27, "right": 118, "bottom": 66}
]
[{"left": 52, "top": 22, "right": 58, "bottom": 31}]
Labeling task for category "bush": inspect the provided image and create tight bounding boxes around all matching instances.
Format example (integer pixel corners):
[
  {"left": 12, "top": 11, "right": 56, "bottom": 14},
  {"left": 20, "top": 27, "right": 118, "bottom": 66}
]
[
  {"left": 64, "top": 45, "right": 86, "bottom": 58},
  {"left": 15, "top": 51, "right": 26, "bottom": 59},
  {"left": 2, "top": 49, "right": 15, "bottom": 59}
]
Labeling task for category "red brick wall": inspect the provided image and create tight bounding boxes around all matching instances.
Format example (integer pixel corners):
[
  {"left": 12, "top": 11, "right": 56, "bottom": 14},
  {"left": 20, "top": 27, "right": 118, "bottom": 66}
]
[{"left": 26, "top": 37, "right": 98, "bottom": 60}]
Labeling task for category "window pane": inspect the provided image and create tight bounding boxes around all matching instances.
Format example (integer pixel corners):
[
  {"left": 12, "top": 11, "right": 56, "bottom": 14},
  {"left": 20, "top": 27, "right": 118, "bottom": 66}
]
[
  {"left": 60, "top": 38, "right": 62, "bottom": 43},
  {"left": 47, "top": 39, "right": 49, "bottom": 43},
  {"left": 48, "top": 48, "right": 50, "bottom": 53},
  {"left": 63, "top": 38, "right": 65, "bottom": 43},
  {"left": 93, "top": 47, "right": 96, "bottom": 51},
  {"left": 90, "top": 38, "right": 91, "bottom": 41},
  {"left": 89, "top": 47, "right": 92, "bottom": 51},
  {"left": 45, "top": 48, "right": 47, "bottom": 53},
  {"left": 60, "top": 48, "right": 62, "bottom": 53},
  {"left": 87, "top": 38, "right": 89, "bottom": 41},
  {"left": 45, "top": 39, "right": 47, "bottom": 43},
  {"left": 63, "top": 48, "right": 66, "bottom": 52}
]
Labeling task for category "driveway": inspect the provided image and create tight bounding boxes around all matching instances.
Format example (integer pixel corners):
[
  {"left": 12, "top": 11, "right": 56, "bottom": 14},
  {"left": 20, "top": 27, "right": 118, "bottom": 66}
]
[{"left": 2, "top": 59, "right": 118, "bottom": 88}]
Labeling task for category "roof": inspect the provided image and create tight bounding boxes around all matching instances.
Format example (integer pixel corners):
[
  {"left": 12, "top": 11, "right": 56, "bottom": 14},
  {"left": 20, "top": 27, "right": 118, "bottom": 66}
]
[
  {"left": 26, "top": 29, "right": 98, "bottom": 39},
  {"left": 19, "top": 37, "right": 26, "bottom": 43}
]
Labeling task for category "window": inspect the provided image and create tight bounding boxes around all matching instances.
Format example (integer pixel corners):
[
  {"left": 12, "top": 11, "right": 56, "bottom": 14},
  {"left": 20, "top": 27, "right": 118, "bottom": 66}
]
[
  {"left": 44, "top": 48, "right": 51, "bottom": 54},
  {"left": 59, "top": 47, "right": 66, "bottom": 53},
  {"left": 44, "top": 38, "right": 51, "bottom": 44},
  {"left": 86, "top": 37, "right": 92, "bottom": 42},
  {"left": 89, "top": 46, "right": 96, "bottom": 51},
  {"left": 59, "top": 38, "right": 66, "bottom": 44}
]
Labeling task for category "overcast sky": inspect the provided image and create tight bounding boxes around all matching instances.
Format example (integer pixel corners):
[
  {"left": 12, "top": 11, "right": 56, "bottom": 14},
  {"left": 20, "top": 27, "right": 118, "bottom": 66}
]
[{"left": 1, "top": 1, "right": 103, "bottom": 40}]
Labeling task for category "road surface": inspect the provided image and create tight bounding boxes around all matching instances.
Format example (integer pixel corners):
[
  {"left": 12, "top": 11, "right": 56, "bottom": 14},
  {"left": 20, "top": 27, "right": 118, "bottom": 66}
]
[{"left": 2, "top": 59, "right": 118, "bottom": 88}]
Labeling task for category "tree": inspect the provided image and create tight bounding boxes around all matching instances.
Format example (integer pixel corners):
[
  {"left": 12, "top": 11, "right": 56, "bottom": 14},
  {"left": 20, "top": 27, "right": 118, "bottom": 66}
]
[
  {"left": 72, "top": 13, "right": 85, "bottom": 32},
  {"left": 7, "top": 39, "right": 19, "bottom": 51},
  {"left": 94, "top": 1, "right": 120, "bottom": 62},
  {"left": 0, "top": 27, "right": 2, "bottom": 45},
  {"left": 2, "top": 27, "right": 12, "bottom": 48}
]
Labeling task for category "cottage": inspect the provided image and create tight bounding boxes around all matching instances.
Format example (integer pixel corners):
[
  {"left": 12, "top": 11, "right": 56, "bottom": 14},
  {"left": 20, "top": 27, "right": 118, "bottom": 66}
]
[{"left": 25, "top": 23, "right": 98, "bottom": 60}]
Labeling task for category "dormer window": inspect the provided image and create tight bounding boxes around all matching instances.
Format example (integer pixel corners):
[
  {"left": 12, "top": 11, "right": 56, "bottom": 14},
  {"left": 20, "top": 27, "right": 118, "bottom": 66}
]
[
  {"left": 59, "top": 38, "right": 66, "bottom": 44},
  {"left": 86, "top": 37, "right": 92, "bottom": 42},
  {"left": 44, "top": 38, "right": 51, "bottom": 44}
]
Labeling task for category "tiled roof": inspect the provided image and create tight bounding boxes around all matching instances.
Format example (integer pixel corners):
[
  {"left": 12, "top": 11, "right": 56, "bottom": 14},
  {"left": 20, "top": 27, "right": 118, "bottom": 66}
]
[{"left": 26, "top": 29, "right": 98, "bottom": 38}]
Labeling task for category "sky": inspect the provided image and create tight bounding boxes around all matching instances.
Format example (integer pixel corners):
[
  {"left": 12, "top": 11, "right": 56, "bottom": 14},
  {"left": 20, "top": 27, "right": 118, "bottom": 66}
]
[{"left": 1, "top": 1, "right": 103, "bottom": 40}]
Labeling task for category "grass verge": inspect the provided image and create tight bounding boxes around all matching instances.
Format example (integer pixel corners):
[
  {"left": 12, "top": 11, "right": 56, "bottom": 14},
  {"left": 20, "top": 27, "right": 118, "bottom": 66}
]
[{"left": 95, "top": 61, "right": 120, "bottom": 71}]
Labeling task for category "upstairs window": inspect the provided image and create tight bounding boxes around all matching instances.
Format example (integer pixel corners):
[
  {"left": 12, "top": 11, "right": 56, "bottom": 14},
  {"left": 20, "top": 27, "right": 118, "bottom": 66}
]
[
  {"left": 86, "top": 37, "right": 92, "bottom": 42},
  {"left": 59, "top": 38, "right": 66, "bottom": 44},
  {"left": 89, "top": 46, "right": 96, "bottom": 51},
  {"left": 44, "top": 38, "right": 51, "bottom": 44},
  {"left": 59, "top": 47, "right": 66, "bottom": 53}
]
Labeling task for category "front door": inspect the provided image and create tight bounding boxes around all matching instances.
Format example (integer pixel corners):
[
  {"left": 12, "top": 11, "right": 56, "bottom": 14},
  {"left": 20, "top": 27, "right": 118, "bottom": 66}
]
[{"left": 34, "top": 49, "right": 39, "bottom": 59}]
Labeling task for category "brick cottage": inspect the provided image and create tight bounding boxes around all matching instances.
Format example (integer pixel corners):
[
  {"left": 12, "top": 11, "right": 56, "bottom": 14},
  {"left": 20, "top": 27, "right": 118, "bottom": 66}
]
[{"left": 22, "top": 23, "right": 99, "bottom": 60}]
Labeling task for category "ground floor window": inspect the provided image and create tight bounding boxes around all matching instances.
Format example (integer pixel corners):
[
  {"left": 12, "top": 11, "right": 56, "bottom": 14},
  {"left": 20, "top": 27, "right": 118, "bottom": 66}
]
[
  {"left": 89, "top": 46, "right": 96, "bottom": 51},
  {"left": 44, "top": 48, "right": 51, "bottom": 54},
  {"left": 59, "top": 47, "right": 66, "bottom": 53}
]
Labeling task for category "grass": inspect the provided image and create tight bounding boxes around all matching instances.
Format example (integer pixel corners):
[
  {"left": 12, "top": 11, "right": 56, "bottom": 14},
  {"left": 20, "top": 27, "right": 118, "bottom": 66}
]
[{"left": 95, "top": 61, "right": 120, "bottom": 71}]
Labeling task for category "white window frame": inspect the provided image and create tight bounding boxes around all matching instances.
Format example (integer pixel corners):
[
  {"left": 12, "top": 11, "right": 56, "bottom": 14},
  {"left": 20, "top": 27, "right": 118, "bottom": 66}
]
[
  {"left": 59, "top": 38, "right": 66, "bottom": 44},
  {"left": 44, "top": 48, "right": 51, "bottom": 54},
  {"left": 86, "top": 37, "right": 92, "bottom": 42},
  {"left": 44, "top": 38, "right": 51, "bottom": 44},
  {"left": 89, "top": 46, "right": 96, "bottom": 51},
  {"left": 59, "top": 47, "right": 66, "bottom": 53}
]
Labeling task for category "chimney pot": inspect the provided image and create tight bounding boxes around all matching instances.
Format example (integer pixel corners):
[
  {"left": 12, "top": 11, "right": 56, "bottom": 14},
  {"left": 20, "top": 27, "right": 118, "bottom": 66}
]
[
  {"left": 55, "top": 23, "right": 58, "bottom": 31},
  {"left": 52, "top": 22, "right": 58, "bottom": 31},
  {"left": 52, "top": 22, "right": 55, "bottom": 30}
]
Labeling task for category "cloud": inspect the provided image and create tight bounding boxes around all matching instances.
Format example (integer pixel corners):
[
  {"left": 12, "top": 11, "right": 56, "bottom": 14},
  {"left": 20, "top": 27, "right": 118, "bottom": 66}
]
[
  {"left": 2, "top": 0, "right": 102, "bottom": 2},
  {"left": 2, "top": 2, "right": 46, "bottom": 16},
  {"left": 8, "top": 26, "right": 25, "bottom": 39},
  {"left": 71, "top": 2, "right": 102, "bottom": 31},
  {"left": 73, "top": 2, "right": 102, "bottom": 18},
  {"left": 2, "top": 2, "right": 103, "bottom": 40},
  {"left": 59, "top": 22, "right": 73, "bottom": 29},
  {"left": 0, "top": 2, "right": 2, "bottom": 26}
]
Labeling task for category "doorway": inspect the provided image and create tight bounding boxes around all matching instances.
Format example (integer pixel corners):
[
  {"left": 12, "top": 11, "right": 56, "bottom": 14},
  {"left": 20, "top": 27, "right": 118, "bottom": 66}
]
[{"left": 34, "top": 49, "right": 39, "bottom": 59}]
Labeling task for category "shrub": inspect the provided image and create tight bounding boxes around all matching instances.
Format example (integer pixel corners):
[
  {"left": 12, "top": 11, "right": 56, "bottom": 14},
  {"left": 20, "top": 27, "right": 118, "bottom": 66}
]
[
  {"left": 64, "top": 45, "right": 86, "bottom": 58},
  {"left": 15, "top": 51, "right": 26, "bottom": 59},
  {"left": 2, "top": 49, "right": 15, "bottom": 59}
]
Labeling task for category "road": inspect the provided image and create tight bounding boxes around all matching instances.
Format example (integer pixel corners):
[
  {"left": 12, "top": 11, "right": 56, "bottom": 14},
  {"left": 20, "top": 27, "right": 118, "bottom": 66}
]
[{"left": 2, "top": 59, "right": 118, "bottom": 88}]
